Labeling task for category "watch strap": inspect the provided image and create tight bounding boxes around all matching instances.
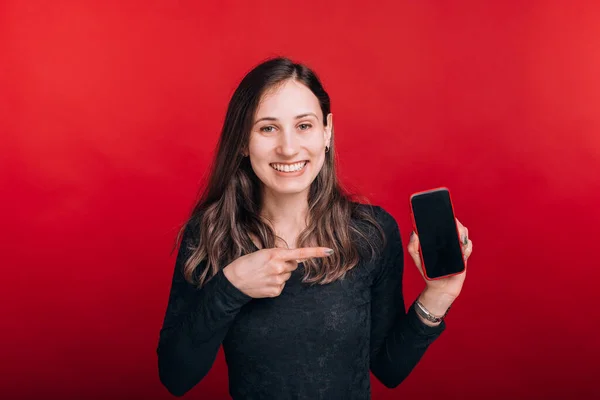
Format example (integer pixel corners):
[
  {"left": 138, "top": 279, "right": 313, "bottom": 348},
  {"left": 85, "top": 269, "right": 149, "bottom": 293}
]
[{"left": 414, "top": 299, "right": 451, "bottom": 324}]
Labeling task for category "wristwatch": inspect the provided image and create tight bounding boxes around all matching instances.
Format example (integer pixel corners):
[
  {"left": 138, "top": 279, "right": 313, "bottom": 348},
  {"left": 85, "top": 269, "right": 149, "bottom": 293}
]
[{"left": 414, "top": 300, "right": 451, "bottom": 324}]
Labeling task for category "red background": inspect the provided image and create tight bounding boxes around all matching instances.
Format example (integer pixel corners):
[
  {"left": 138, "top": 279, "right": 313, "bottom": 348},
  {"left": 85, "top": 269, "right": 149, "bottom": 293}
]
[{"left": 1, "top": 1, "right": 599, "bottom": 399}]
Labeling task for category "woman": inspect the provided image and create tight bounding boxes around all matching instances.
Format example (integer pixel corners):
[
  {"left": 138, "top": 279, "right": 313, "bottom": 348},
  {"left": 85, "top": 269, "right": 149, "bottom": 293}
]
[{"left": 157, "top": 57, "right": 473, "bottom": 399}]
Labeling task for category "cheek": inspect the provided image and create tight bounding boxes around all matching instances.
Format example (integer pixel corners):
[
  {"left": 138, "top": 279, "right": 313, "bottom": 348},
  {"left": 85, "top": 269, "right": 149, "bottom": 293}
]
[
  {"left": 247, "top": 138, "right": 272, "bottom": 177},
  {"left": 248, "top": 136, "right": 269, "bottom": 159},
  {"left": 307, "top": 150, "right": 326, "bottom": 176},
  {"left": 308, "top": 142, "right": 325, "bottom": 161}
]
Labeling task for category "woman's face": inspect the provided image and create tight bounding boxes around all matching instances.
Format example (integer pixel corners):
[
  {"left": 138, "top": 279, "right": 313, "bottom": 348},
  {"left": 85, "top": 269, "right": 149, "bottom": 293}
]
[{"left": 248, "top": 79, "right": 332, "bottom": 197}]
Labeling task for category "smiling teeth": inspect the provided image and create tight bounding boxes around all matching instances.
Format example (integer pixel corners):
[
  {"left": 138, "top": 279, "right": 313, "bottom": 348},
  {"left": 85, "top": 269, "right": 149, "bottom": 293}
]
[{"left": 271, "top": 161, "right": 307, "bottom": 172}]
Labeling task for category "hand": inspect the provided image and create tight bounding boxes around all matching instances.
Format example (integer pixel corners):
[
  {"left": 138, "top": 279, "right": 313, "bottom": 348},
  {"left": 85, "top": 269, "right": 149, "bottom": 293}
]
[
  {"left": 407, "top": 218, "right": 473, "bottom": 300},
  {"left": 222, "top": 247, "right": 334, "bottom": 298}
]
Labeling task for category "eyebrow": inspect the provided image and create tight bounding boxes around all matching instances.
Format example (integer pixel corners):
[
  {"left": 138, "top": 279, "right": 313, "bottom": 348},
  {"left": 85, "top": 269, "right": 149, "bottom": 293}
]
[{"left": 253, "top": 113, "right": 318, "bottom": 125}]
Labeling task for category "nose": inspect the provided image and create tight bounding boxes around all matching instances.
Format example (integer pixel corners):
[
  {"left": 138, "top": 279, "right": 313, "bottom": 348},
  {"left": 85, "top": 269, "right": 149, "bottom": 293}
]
[{"left": 276, "top": 128, "right": 299, "bottom": 157}]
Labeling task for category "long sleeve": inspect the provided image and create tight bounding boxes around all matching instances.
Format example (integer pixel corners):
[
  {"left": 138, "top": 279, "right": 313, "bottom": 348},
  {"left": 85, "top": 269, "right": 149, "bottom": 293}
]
[
  {"left": 157, "top": 223, "right": 252, "bottom": 396},
  {"left": 369, "top": 207, "right": 446, "bottom": 388}
]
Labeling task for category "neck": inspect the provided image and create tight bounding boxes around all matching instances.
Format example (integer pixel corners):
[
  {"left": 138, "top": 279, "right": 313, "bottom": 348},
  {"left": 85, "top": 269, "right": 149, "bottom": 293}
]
[{"left": 260, "top": 189, "right": 310, "bottom": 233}]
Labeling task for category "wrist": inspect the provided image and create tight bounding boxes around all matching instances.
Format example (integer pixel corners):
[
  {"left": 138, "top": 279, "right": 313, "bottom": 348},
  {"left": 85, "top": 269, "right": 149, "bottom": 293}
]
[
  {"left": 222, "top": 265, "right": 239, "bottom": 287},
  {"left": 418, "top": 289, "right": 455, "bottom": 318}
]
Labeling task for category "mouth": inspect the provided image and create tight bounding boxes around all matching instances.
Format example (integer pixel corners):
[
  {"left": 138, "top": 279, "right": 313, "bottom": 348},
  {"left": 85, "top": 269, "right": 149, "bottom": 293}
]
[{"left": 269, "top": 161, "right": 308, "bottom": 173}]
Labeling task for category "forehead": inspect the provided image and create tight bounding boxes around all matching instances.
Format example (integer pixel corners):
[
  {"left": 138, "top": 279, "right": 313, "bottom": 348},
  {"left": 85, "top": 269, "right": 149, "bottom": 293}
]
[{"left": 255, "top": 80, "right": 321, "bottom": 120}]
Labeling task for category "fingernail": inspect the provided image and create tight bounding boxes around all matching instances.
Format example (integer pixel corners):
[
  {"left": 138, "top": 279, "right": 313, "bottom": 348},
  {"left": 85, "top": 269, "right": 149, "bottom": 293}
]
[{"left": 325, "top": 248, "right": 334, "bottom": 255}]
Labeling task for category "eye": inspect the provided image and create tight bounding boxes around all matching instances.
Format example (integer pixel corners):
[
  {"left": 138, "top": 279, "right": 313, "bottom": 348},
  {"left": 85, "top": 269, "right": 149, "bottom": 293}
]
[
  {"left": 260, "top": 126, "right": 275, "bottom": 133},
  {"left": 298, "top": 123, "right": 312, "bottom": 131}
]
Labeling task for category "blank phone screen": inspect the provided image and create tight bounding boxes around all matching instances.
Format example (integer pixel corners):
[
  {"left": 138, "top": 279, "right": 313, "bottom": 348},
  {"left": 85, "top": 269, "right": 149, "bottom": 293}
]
[{"left": 411, "top": 189, "right": 465, "bottom": 279}]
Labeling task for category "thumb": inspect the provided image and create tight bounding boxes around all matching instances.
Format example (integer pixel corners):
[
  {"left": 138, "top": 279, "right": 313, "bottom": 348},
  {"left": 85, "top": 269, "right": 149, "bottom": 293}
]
[
  {"left": 408, "top": 231, "right": 419, "bottom": 254},
  {"left": 407, "top": 231, "right": 423, "bottom": 272}
]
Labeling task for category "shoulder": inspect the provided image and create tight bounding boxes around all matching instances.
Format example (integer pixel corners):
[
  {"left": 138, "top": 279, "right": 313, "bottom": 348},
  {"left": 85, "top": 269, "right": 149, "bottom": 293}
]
[
  {"left": 178, "top": 217, "right": 202, "bottom": 256},
  {"left": 350, "top": 202, "right": 400, "bottom": 236},
  {"left": 348, "top": 203, "right": 404, "bottom": 281},
  {"left": 349, "top": 202, "right": 402, "bottom": 261}
]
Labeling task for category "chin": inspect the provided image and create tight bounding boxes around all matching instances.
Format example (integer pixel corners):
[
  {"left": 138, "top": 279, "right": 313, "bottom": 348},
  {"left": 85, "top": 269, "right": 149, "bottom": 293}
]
[
  {"left": 269, "top": 184, "right": 311, "bottom": 196},
  {"left": 263, "top": 175, "right": 314, "bottom": 195}
]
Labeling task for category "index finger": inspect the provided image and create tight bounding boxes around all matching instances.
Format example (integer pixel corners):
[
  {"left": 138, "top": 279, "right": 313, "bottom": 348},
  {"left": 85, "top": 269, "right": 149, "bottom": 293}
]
[{"left": 276, "top": 247, "right": 334, "bottom": 261}]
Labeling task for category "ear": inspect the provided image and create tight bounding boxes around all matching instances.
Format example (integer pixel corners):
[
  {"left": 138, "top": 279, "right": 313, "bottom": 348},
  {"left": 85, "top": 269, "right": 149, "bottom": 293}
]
[{"left": 324, "top": 113, "right": 333, "bottom": 146}]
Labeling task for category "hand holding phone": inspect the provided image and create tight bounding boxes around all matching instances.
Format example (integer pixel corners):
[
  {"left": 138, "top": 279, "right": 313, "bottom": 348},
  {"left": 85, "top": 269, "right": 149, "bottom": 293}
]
[{"left": 409, "top": 187, "right": 469, "bottom": 281}]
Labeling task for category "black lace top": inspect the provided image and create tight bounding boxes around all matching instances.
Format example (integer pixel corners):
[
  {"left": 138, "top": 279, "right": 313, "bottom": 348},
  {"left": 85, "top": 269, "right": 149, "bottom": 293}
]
[{"left": 157, "top": 205, "right": 445, "bottom": 399}]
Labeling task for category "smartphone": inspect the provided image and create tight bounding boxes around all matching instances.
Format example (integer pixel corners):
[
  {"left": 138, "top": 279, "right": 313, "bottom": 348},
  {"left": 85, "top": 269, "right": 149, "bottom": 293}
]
[{"left": 409, "top": 187, "right": 465, "bottom": 280}]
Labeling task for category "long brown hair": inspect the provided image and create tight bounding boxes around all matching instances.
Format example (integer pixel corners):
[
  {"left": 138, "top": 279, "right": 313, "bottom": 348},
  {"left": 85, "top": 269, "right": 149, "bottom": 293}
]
[{"left": 175, "top": 57, "right": 385, "bottom": 287}]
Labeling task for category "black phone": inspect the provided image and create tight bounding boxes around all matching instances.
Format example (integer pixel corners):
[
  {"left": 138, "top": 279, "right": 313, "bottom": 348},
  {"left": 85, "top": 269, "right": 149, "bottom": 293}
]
[{"left": 409, "top": 187, "right": 465, "bottom": 280}]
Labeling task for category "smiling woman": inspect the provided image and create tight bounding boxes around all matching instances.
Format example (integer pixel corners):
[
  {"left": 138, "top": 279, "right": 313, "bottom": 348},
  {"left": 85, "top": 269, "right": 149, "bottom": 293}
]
[{"left": 156, "top": 57, "right": 466, "bottom": 399}]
